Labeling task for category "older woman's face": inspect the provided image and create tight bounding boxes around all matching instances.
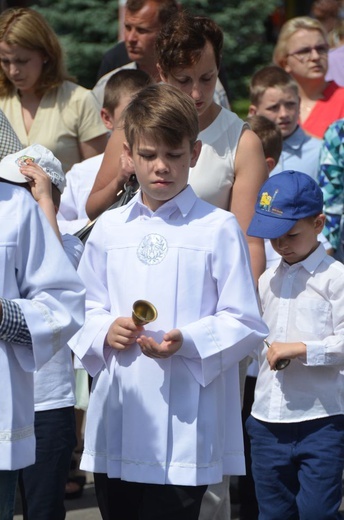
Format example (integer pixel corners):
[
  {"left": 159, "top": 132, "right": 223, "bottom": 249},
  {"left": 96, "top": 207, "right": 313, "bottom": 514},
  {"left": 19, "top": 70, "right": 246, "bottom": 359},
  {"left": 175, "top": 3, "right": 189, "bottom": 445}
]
[{"left": 284, "top": 29, "right": 328, "bottom": 82}]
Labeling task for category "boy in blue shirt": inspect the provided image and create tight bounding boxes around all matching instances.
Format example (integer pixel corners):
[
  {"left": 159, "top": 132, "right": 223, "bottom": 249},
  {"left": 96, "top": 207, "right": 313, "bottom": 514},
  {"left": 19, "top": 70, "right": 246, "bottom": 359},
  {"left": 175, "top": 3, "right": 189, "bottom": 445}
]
[{"left": 248, "top": 66, "right": 321, "bottom": 181}]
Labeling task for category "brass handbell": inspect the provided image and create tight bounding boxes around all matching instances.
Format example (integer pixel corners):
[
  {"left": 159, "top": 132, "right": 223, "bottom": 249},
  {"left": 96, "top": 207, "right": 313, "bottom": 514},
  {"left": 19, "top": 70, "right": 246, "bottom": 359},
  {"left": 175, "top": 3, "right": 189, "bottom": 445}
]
[{"left": 132, "top": 300, "right": 158, "bottom": 326}]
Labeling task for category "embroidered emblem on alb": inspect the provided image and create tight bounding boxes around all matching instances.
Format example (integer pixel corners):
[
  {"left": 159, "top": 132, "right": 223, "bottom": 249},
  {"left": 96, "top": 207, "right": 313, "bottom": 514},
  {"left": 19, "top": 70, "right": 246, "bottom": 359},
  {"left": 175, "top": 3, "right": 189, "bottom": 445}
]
[{"left": 137, "top": 233, "right": 168, "bottom": 265}]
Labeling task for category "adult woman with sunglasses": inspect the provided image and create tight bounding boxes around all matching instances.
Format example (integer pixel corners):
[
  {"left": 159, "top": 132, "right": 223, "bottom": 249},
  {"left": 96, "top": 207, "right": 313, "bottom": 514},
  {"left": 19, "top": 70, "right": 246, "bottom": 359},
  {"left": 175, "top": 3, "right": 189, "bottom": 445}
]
[{"left": 273, "top": 16, "right": 344, "bottom": 138}]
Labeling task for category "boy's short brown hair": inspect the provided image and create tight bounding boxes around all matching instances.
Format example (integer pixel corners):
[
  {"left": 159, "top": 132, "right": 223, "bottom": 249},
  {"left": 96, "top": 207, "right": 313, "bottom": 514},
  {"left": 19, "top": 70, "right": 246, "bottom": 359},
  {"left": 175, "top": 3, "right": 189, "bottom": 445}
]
[
  {"left": 103, "top": 69, "right": 153, "bottom": 113},
  {"left": 247, "top": 115, "right": 283, "bottom": 165},
  {"left": 124, "top": 83, "right": 199, "bottom": 150},
  {"left": 249, "top": 66, "right": 299, "bottom": 107}
]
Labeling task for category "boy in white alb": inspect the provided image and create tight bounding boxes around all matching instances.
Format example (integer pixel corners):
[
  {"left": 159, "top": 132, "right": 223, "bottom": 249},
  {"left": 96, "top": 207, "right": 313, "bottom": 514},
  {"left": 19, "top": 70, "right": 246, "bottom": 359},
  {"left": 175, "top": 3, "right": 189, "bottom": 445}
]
[
  {"left": 70, "top": 84, "right": 268, "bottom": 520},
  {"left": 0, "top": 148, "right": 85, "bottom": 520},
  {"left": 246, "top": 170, "right": 344, "bottom": 520},
  {"left": 4, "top": 144, "right": 85, "bottom": 520}
]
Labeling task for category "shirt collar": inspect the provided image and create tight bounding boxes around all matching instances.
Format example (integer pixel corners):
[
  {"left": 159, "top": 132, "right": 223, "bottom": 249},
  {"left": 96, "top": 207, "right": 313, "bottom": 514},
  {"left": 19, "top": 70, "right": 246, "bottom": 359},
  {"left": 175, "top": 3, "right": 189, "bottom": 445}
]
[
  {"left": 283, "top": 126, "right": 307, "bottom": 152},
  {"left": 280, "top": 242, "right": 327, "bottom": 274},
  {"left": 119, "top": 185, "right": 198, "bottom": 221}
]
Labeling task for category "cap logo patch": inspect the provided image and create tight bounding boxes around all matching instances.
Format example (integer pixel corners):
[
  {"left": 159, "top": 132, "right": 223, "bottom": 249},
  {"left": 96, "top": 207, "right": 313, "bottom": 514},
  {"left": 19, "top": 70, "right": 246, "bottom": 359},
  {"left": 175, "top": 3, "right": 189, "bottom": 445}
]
[
  {"left": 15, "top": 155, "right": 35, "bottom": 167},
  {"left": 259, "top": 189, "right": 282, "bottom": 214}
]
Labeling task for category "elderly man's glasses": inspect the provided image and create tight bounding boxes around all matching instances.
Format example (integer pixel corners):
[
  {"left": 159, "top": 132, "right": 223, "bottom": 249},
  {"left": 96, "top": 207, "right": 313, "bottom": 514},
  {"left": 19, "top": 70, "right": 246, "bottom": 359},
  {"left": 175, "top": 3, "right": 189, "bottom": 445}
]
[{"left": 287, "top": 44, "right": 329, "bottom": 62}]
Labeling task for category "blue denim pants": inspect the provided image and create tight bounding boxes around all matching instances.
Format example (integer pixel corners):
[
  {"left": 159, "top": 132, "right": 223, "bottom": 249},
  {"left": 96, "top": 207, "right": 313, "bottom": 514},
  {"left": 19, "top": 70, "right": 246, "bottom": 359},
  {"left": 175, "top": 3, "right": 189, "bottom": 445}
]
[
  {"left": 246, "top": 414, "right": 344, "bottom": 520},
  {"left": 0, "top": 470, "right": 18, "bottom": 520}
]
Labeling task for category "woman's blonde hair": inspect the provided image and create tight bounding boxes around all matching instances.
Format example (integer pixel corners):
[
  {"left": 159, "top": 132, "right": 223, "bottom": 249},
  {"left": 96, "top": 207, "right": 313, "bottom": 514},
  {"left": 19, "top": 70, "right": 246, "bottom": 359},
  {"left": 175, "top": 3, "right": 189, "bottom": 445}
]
[
  {"left": 0, "top": 7, "right": 72, "bottom": 97},
  {"left": 273, "top": 16, "right": 328, "bottom": 68}
]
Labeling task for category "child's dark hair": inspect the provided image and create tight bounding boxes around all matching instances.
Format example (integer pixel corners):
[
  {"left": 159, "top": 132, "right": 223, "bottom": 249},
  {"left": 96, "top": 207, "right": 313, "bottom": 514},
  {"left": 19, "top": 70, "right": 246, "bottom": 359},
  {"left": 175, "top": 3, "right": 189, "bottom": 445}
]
[
  {"left": 124, "top": 83, "right": 199, "bottom": 150},
  {"left": 247, "top": 115, "right": 283, "bottom": 165},
  {"left": 103, "top": 69, "right": 154, "bottom": 113}
]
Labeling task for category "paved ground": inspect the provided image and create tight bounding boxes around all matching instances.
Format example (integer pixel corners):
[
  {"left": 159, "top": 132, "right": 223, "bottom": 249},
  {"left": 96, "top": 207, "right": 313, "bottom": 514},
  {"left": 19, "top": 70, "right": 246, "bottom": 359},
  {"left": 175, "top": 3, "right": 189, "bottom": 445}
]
[
  {"left": 13, "top": 478, "right": 344, "bottom": 519},
  {"left": 14, "top": 484, "right": 238, "bottom": 520},
  {"left": 14, "top": 478, "right": 101, "bottom": 520}
]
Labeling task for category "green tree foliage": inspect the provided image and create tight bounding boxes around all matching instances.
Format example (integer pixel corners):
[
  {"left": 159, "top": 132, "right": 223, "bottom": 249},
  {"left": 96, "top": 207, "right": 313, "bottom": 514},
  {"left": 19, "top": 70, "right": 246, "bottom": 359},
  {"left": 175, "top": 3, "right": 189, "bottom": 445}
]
[
  {"left": 32, "top": 0, "right": 118, "bottom": 88},
  {"left": 32, "top": 0, "right": 279, "bottom": 97}
]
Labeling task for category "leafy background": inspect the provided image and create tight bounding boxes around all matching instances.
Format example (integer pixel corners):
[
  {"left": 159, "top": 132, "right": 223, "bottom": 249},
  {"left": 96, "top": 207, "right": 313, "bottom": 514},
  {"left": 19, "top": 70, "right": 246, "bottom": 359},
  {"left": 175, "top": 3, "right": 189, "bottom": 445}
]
[{"left": 31, "top": 0, "right": 280, "bottom": 108}]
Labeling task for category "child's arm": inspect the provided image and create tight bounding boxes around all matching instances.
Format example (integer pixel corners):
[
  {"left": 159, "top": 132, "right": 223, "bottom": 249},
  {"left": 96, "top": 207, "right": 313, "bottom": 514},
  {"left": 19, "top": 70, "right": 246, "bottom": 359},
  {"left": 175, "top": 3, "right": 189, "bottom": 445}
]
[
  {"left": 86, "top": 129, "right": 134, "bottom": 221},
  {"left": 20, "top": 162, "right": 62, "bottom": 244},
  {"left": 266, "top": 341, "right": 306, "bottom": 371},
  {"left": 231, "top": 129, "right": 268, "bottom": 284}
]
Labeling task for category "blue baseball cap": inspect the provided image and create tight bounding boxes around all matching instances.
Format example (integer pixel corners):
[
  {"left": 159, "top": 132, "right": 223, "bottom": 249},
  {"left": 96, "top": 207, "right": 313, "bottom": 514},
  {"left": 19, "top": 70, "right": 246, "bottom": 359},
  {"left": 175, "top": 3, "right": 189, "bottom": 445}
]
[{"left": 247, "top": 170, "right": 323, "bottom": 239}]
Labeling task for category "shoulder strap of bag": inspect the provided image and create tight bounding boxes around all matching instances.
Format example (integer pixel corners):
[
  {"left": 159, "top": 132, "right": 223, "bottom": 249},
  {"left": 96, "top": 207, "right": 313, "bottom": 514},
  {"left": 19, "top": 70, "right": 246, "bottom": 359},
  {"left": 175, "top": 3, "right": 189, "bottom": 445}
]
[{"left": 74, "top": 174, "right": 139, "bottom": 244}]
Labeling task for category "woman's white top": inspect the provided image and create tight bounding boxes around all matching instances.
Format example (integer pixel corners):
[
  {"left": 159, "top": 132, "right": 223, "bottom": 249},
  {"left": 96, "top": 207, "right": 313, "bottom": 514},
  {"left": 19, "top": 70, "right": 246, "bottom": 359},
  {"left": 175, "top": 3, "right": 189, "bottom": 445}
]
[{"left": 189, "top": 108, "right": 247, "bottom": 210}]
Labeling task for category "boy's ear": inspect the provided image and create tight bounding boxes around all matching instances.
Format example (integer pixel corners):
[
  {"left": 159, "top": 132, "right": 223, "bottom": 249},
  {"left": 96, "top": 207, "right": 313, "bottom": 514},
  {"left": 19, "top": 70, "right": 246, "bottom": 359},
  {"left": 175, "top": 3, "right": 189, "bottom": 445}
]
[
  {"left": 314, "top": 213, "right": 326, "bottom": 234},
  {"left": 123, "top": 142, "right": 134, "bottom": 168},
  {"left": 248, "top": 105, "right": 258, "bottom": 116},
  {"left": 190, "top": 140, "right": 202, "bottom": 168},
  {"left": 100, "top": 108, "right": 114, "bottom": 131},
  {"left": 265, "top": 157, "right": 276, "bottom": 173}
]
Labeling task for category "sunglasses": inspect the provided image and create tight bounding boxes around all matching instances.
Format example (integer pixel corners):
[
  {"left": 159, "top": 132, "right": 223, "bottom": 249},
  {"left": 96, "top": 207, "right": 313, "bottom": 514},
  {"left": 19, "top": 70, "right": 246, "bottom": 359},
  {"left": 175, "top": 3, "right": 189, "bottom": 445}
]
[{"left": 287, "top": 44, "right": 329, "bottom": 62}]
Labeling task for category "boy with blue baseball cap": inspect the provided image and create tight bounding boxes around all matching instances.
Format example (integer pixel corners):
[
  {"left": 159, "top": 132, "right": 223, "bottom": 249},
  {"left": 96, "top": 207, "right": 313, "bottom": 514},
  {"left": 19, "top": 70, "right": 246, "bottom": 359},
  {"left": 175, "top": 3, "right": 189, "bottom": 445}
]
[{"left": 246, "top": 170, "right": 344, "bottom": 519}]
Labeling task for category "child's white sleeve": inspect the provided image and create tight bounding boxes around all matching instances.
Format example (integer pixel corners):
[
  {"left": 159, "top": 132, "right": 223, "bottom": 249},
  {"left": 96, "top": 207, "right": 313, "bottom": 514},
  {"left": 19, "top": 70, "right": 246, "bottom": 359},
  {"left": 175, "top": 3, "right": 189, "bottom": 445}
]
[{"left": 61, "top": 233, "right": 84, "bottom": 269}]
